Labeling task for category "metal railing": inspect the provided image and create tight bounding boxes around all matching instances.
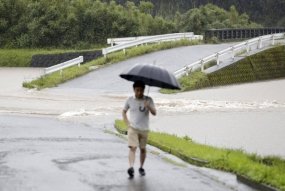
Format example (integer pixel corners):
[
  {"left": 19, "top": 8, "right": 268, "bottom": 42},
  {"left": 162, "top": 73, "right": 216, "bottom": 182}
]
[
  {"left": 173, "top": 33, "right": 285, "bottom": 78},
  {"left": 41, "top": 56, "right": 83, "bottom": 77},
  {"left": 107, "top": 34, "right": 203, "bottom": 46},
  {"left": 102, "top": 32, "right": 198, "bottom": 57},
  {"left": 205, "top": 28, "right": 285, "bottom": 42}
]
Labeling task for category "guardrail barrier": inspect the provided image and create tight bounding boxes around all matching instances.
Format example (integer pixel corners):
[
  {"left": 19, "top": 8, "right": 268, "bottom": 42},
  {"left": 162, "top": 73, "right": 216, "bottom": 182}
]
[
  {"left": 102, "top": 32, "right": 197, "bottom": 57},
  {"left": 41, "top": 56, "right": 83, "bottom": 77},
  {"left": 173, "top": 33, "right": 285, "bottom": 78}
]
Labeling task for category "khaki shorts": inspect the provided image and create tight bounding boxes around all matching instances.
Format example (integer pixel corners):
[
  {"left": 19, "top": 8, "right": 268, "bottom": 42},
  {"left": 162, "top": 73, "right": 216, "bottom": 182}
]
[{"left": 128, "top": 127, "right": 149, "bottom": 149}]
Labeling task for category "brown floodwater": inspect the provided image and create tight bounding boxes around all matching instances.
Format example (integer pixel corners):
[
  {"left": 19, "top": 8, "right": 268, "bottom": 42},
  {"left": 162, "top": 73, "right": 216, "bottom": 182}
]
[{"left": 1, "top": 67, "right": 284, "bottom": 158}]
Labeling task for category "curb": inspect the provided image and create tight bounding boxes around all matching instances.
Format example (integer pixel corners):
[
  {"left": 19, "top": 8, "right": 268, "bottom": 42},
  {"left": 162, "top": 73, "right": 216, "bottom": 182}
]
[
  {"left": 236, "top": 174, "right": 280, "bottom": 191},
  {"left": 114, "top": 125, "right": 209, "bottom": 167},
  {"left": 113, "top": 125, "right": 209, "bottom": 167},
  {"left": 147, "top": 139, "right": 209, "bottom": 167}
]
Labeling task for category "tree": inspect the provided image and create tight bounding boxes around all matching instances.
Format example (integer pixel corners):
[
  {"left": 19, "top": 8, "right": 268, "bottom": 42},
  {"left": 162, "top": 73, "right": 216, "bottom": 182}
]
[{"left": 139, "top": 1, "right": 154, "bottom": 14}]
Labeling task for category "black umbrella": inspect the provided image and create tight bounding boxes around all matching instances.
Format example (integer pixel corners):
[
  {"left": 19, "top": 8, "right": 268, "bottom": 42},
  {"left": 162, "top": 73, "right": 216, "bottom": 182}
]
[{"left": 119, "top": 63, "right": 181, "bottom": 90}]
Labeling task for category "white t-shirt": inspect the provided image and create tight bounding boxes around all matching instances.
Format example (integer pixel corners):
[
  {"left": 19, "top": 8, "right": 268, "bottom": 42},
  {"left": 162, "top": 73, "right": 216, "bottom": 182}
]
[{"left": 123, "top": 96, "right": 155, "bottom": 131}]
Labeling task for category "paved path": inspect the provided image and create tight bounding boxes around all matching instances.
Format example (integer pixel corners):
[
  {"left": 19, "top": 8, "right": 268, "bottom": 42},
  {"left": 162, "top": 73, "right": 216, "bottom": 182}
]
[{"left": 0, "top": 114, "right": 253, "bottom": 191}]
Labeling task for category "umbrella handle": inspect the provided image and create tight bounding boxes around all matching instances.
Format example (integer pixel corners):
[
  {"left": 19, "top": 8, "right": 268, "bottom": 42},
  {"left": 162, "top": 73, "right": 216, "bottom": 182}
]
[
  {"left": 146, "top": 60, "right": 155, "bottom": 99},
  {"left": 146, "top": 85, "right": 150, "bottom": 98}
]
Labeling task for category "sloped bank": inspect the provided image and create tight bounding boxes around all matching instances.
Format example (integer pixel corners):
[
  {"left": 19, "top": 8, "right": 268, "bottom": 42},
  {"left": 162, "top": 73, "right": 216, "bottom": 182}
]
[
  {"left": 114, "top": 119, "right": 285, "bottom": 191},
  {"left": 161, "top": 45, "right": 285, "bottom": 94}
]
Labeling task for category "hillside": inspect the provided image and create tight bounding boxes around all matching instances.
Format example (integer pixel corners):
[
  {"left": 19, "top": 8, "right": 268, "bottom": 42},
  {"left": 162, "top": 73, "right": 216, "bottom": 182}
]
[
  {"left": 0, "top": 0, "right": 260, "bottom": 49},
  {"left": 109, "top": 0, "right": 285, "bottom": 27}
]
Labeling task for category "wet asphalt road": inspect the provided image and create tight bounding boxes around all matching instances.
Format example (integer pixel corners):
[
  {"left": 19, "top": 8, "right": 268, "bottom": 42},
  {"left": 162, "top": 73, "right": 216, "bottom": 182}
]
[
  {"left": 0, "top": 114, "right": 251, "bottom": 191},
  {"left": 46, "top": 43, "right": 239, "bottom": 95}
]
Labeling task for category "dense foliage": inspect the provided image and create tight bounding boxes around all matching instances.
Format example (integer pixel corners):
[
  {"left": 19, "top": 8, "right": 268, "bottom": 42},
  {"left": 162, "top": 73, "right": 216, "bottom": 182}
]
[
  {"left": 111, "top": 0, "right": 285, "bottom": 27},
  {"left": 0, "top": 0, "right": 260, "bottom": 48}
]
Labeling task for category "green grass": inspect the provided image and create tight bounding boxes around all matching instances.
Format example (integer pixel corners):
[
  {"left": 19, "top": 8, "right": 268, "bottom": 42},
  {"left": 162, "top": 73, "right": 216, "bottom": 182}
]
[
  {"left": 104, "top": 128, "right": 128, "bottom": 141},
  {"left": 234, "top": 49, "right": 247, "bottom": 57},
  {"left": 115, "top": 119, "right": 285, "bottom": 190},
  {"left": 160, "top": 71, "right": 211, "bottom": 94},
  {"left": 204, "top": 60, "right": 217, "bottom": 70},
  {"left": 0, "top": 48, "right": 103, "bottom": 67},
  {"left": 115, "top": 120, "right": 127, "bottom": 130},
  {"left": 23, "top": 39, "right": 202, "bottom": 90}
]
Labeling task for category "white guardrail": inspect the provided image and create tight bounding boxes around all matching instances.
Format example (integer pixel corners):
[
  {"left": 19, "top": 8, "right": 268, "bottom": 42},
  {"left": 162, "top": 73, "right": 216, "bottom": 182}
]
[
  {"left": 41, "top": 56, "right": 83, "bottom": 77},
  {"left": 107, "top": 35, "right": 203, "bottom": 46},
  {"left": 173, "top": 33, "right": 285, "bottom": 78},
  {"left": 102, "top": 32, "right": 202, "bottom": 57}
]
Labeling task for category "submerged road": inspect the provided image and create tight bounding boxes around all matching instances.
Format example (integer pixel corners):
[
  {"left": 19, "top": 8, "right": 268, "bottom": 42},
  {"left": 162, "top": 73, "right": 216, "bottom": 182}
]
[{"left": 46, "top": 43, "right": 239, "bottom": 95}]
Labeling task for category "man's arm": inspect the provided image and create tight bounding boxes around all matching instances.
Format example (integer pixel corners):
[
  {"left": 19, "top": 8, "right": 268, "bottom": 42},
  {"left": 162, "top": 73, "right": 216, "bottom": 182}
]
[
  {"left": 122, "top": 110, "right": 131, "bottom": 127},
  {"left": 144, "top": 102, "right": 156, "bottom": 116}
]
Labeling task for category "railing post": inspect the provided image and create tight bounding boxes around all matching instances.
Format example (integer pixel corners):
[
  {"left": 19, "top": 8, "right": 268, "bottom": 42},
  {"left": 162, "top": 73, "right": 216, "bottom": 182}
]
[
  {"left": 111, "top": 39, "right": 114, "bottom": 47},
  {"left": 41, "top": 69, "right": 46, "bottom": 78},
  {"left": 103, "top": 49, "right": 107, "bottom": 58},
  {"left": 201, "top": 60, "right": 204, "bottom": 71},
  {"left": 60, "top": 69, "right": 63, "bottom": 76},
  {"left": 123, "top": 48, "right": 126, "bottom": 55},
  {"left": 216, "top": 53, "right": 220, "bottom": 65},
  {"left": 246, "top": 41, "right": 250, "bottom": 55},
  {"left": 185, "top": 66, "right": 189, "bottom": 76},
  {"left": 258, "top": 37, "right": 263, "bottom": 49},
  {"left": 272, "top": 35, "right": 275, "bottom": 45},
  {"left": 231, "top": 47, "right": 235, "bottom": 59}
]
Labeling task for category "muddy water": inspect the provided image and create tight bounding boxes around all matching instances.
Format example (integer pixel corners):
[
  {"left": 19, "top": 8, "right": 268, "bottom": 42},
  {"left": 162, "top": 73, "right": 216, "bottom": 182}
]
[{"left": 1, "top": 67, "right": 285, "bottom": 158}]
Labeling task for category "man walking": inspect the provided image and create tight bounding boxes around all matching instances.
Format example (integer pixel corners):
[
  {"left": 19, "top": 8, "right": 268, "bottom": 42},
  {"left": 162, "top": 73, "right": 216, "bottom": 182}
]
[{"left": 122, "top": 80, "right": 156, "bottom": 177}]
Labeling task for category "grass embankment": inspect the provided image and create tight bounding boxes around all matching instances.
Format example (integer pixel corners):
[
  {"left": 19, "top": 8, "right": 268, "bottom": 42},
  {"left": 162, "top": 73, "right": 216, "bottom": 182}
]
[
  {"left": 115, "top": 119, "right": 285, "bottom": 190},
  {"left": 23, "top": 39, "right": 202, "bottom": 89},
  {"left": 161, "top": 45, "right": 285, "bottom": 94},
  {"left": 0, "top": 48, "right": 103, "bottom": 67}
]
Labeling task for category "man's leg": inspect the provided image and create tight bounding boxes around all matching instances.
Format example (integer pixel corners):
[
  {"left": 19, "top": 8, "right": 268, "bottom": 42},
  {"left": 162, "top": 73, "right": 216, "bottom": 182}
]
[
  {"left": 138, "top": 131, "right": 148, "bottom": 176},
  {"left": 129, "top": 147, "right": 137, "bottom": 167},
  {"left": 127, "top": 127, "right": 139, "bottom": 177},
  {"left": 140, "top": 148, "right": 146, "bottom": 168}
]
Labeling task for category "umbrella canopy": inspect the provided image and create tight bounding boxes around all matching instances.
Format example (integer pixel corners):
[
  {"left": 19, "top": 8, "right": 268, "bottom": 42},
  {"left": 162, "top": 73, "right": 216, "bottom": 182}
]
[{"left": 120, "top": 63, "right": 181, "bottom": 90}]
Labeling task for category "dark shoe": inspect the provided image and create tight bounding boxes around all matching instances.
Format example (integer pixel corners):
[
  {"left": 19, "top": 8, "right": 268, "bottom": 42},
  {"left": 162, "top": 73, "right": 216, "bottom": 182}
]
[
  {"left": 139, "top": 168, "right": 146, "bottom": 176},
  {"left": 128, "top": 167, "right": 134, "bottom": 177}
]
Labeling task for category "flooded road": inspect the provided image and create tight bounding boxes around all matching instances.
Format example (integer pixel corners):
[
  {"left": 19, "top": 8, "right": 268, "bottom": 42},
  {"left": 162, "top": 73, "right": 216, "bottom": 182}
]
[
  {"left": 1, "top": 43, "right": 285, "bottom": 159},
  {"left": 1, "top": 44, "right": 284, "bottom": 190},
  {"left": 0, "top": 66, "right": 284, "bottom": 158}
]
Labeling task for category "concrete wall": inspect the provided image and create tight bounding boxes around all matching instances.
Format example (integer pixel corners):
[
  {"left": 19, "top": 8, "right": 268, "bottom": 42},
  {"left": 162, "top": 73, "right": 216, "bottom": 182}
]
[{"left": 30, "top": 50, "right": 102, "bottom": 67}]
